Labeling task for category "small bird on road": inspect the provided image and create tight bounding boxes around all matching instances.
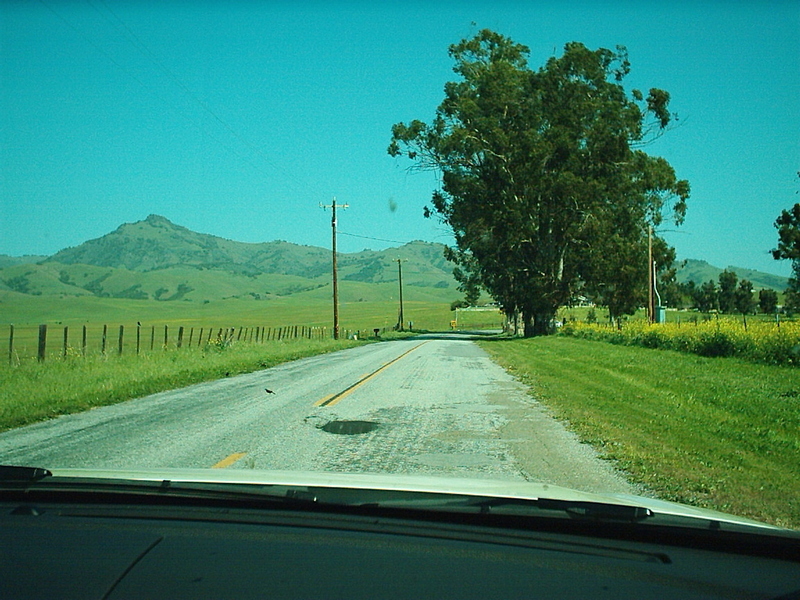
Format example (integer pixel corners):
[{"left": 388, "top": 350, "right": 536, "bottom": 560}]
[{"left": 265, "top": 389, "right": 275, "bottom": 395}]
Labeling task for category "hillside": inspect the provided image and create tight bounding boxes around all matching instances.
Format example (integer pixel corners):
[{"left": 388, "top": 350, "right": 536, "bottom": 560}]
[
  {"left": 1, "top": 215, "right": 459, "bottom": 302},
  {"left": 676, "top": 259, "right": 788, "bottom": 291},
  {"left": 2, "top": 215, "right": 789, "bottom": 304},
  {"left": 0, "top": 255, "right": 47, "bottom": 269},
  {"left": 47, "top": 214, "right": 333, "bottom": 277}
]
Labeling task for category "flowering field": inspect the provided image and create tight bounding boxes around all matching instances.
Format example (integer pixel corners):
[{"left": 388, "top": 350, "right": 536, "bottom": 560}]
[{"left": 561, "top": 318, "right": 800, "bottom": 366}]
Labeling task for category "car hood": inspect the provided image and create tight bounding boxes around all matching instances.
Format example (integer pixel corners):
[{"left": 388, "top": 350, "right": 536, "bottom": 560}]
[{"left": 49, "top": 467, "right": 788, "bottom": 533}]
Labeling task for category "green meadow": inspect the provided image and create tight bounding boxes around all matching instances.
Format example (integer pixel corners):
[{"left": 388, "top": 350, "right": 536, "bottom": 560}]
[
  {"left": 2, "top": 288, "right": 796, "bottom": 529},
  {"left": 1, "top": 290, "right": 503, "bottom": 360},
  {"left": 480, "top": 336, "right": 800, "bottom": 529}
]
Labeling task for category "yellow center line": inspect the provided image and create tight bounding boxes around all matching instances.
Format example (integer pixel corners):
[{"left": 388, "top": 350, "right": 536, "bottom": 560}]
[
  {"left": 313, "top": 394, "right": 335, "bottom": 407},
  {"left": 211, "top": 452, "right": 246, "bottom": 469},
  {"left": 315, "top": 342, "right": 428, "bottom": 408}
]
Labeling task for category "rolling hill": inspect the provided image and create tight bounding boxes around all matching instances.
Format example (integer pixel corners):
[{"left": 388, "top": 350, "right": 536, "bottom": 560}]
[
  {"left": 1, "top": 215, "right": 790, "bottom": 306},
  {"left": 675, "top": 259, "right": 788, "bottom": 291},
  {"left": 1, "top": 215, "right": 459, "bottom": 303}
]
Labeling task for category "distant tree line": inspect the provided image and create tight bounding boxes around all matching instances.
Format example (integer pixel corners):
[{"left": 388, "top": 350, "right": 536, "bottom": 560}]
[{"left": 681, "top": 270, "right": 778, "bottom": 316}]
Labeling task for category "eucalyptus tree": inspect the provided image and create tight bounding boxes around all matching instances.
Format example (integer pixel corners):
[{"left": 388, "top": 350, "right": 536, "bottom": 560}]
[
  {"left": 772, "top": 201, "right": 800, "bottom": 313},
  {"left": 389, "top": 30, "right": 689, "bottom": 335},
  {"left": 718, "top": 270, "right": 739, "bottom": 314}
]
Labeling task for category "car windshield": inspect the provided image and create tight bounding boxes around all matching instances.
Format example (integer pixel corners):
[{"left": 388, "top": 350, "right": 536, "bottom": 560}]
[{"left": 0, "top": 0, "right": 798, "bottom": 537}]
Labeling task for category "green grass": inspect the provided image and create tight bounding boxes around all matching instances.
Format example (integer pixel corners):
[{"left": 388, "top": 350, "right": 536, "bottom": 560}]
[
  {"left": 478, "top": 336, "right": 800, "bottom": 529},
  {"left": 1, "top": 292, "right": 467, "bottom": 360},
  {"left": 0, "top": 337, "right": 364, "bottom": 434}
]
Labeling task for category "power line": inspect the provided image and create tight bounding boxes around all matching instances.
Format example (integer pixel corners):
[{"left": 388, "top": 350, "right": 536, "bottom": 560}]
[{"left": 338, "top": 231, "right": 411, "bottom": 245}]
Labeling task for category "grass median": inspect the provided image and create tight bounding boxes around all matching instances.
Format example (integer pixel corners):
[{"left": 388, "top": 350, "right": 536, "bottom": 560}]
[
  {"left": 0, "top": 338, "right": 365, "bottom": 434},
  {"left": 478, "top": 335, "right": 800, "bottom": 529}
]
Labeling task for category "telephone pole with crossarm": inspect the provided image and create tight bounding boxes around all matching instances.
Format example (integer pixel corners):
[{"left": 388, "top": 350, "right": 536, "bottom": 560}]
[{"left": 320, "top": 199, "right": 348, "bottom": 339}]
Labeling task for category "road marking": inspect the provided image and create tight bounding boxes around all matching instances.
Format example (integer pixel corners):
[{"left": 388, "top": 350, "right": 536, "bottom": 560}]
[
  {"left": 313, "top": 394, "right": 335, "bottom": 407},
  {"left": 315, "top": 342, "right": 427, "bottom": 408},
  {"left": 212, "top": 452, "right": 246, "bottom": 469}
]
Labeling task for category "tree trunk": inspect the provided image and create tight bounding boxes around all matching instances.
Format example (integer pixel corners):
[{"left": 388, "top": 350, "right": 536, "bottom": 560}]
[{"left": 522, "top": 311, "right": 554, "bottom": 337}]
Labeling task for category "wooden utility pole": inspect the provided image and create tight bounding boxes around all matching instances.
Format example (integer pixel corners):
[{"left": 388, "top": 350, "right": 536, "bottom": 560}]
[
  {"left": 395, "top": 258, "right": 406, "bottom": 331},
  {"left": 648, "top": 226, "right": 654, "bottom": 324},
  {"left": 320, "top": 199, "right": 348, "bottom": 339}
]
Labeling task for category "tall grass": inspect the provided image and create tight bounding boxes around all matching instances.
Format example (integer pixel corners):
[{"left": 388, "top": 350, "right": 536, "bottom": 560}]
[
  {"left": 561, "top": 318, "right": 800, "bottom": 366},
  {"left": 0, "top": 338, "right": 362, "bottom": 433}
]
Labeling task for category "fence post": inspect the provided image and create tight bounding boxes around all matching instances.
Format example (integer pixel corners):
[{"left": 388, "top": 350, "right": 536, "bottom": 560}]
[
  {"left": 150, "top": 326, "right": 155, "bottom": 351},
  {"left": 177, "top": 326, "right": 184, "bottom": 349},
  {"left": 164, "top": 325, "right": 169, "bottom": 350},
  {"left": 188, "top": 327, "right": 194, "bottom": 346},
  {"left": 136, "top": 324, "right": 141, "bottom": 355},
  {"left": 197, "top": 327, "right": 204, "bottom": 346},
  {"left": 8, "top": 325, "right": 14, "bottom": 365},
  {"left": 38, "top": 324, "right": 47, "bottom": 362},
  {"left": 63, "top": 326, "right": 69, "bottom": 358},
  {"left": 101, "top": 324, "right": 107, "bottom": 354},
  {"left": 82, "top": 325, "right": 87, "bottom": 356},
  {"left": 118, "top": 325, "right": 124, "bottom": 355}
]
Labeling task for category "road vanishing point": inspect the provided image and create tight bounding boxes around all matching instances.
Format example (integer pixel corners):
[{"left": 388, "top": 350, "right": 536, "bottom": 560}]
[{"left": 0, "top": 333, "right": 634, "bottom": 495}]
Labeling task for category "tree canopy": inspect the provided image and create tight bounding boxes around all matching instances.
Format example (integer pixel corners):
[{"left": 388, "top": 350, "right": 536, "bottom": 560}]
[
  {"left": 389, "top": 30, "right": 689, "bottom": 335},
  {"left": 772, "top": 175, "right": 800, "bottom": 313}
]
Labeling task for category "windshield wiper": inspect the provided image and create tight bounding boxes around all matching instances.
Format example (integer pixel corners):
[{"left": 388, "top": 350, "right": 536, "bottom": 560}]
[
  {"left": 0, "top": 465, "right": 53, "bottom": 483},
  {"left": 366, "top": 495, "right": 654, "bottom": 523},
  {"left": 478, "top": 498, "right": 654, "bottom": 523}
]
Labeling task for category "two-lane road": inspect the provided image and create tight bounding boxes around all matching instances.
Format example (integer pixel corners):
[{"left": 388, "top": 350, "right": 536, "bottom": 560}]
[{"left": 0, "top": 334, "right": 635, "bottom": 494}]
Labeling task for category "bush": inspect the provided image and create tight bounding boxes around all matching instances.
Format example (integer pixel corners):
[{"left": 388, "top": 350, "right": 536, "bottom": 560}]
[{"left": 560, "top": 318, "right": 800, "bottom": 366}]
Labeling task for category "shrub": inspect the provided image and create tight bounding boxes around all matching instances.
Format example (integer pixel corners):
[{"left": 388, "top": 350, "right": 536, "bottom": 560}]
[{"left": 560, "top": 318, "right": 800, "bottom": 366}]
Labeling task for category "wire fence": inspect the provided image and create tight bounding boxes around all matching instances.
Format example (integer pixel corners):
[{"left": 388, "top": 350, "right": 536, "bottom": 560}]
[{"left": 6, "top": 323, "right": 380, "bottom": 365}]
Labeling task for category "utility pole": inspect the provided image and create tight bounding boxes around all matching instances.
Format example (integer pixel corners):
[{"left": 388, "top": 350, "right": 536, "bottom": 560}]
[
  {"left": 320, "top": 198, "right": 348, "bottom": 339},
  {"left": 648, "top": 226, "right": 654, "bottom": 324},
  {"left": 395, "top": 258, "right": 406, "bottom": 331}
]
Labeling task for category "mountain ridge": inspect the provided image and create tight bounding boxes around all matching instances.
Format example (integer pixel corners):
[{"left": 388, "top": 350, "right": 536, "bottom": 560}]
[
  {"left": 675, "top": 259, "right": 788, "bottom": 291},
  {"left": 0, "top": 215, "right": 790, "bottom": 301},
  {"left": 1, "top": 215, "right": 459, "bottom": 302}
]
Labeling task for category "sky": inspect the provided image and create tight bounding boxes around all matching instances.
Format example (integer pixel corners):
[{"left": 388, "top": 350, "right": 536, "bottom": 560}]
[{"left": 1, "top": 0, "right": 798, "bottom": 277}]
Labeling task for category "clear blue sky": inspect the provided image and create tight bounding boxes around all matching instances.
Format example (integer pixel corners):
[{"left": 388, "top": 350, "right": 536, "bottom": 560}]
[{"left": 1, "top": 0, "right": 798, "bottom": 277}]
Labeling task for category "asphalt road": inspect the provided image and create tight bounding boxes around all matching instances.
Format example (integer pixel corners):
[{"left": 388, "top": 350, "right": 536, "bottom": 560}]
[{"left": 0, "top": 333, "right": 635, "bottom": 494}]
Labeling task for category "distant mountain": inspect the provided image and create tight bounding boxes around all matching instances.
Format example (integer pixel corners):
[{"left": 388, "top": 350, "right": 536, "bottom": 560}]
[
  {"left": 4, "top": 215, "right": 789, "bottom": 302},
  {"left": 676, "top": 259, "right": 788, "bottom": 291},
  {"left": 1, "top": 215, "right": 459, "bottom": 301},
  {"left": 47, "top": 214, "right": 333, "bottom": 277}
]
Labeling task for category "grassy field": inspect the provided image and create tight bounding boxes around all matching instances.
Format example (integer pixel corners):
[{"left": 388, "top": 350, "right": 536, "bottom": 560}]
[
  {"left": 479, "top": 335, "right": 800, "bottom": 529},
  {"left": 0, "top": 337, "right": 367, "bottom": 434},
  {"left": 1, "top": 290, "right": 505, "bottom": 361}
]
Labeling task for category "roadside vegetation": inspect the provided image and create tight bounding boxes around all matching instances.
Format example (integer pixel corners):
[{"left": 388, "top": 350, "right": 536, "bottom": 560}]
[
  {"left": 561, "top": 318, "right": 800, "bottom": 366},
  {"left": 479, "top": 335, "right": 800, "bottom": 529},
  {"left": 0, "top": 338, "right": 363, "bottom": 434}
]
